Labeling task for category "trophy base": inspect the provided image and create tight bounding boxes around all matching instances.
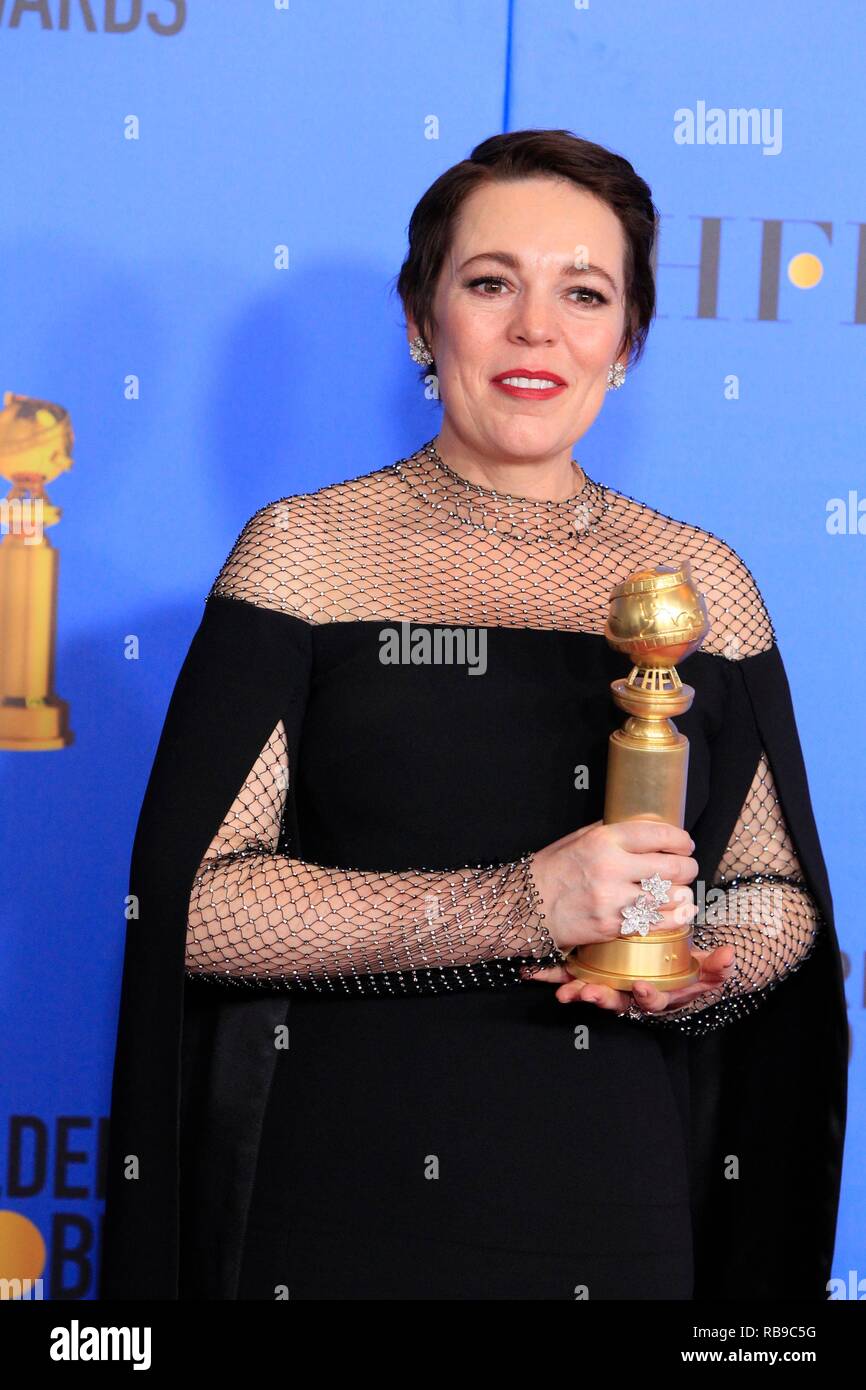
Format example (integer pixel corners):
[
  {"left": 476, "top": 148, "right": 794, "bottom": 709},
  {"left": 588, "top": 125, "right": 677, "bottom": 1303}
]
[
  {"left": 0, "top": 697, "right": 74, "bottom": 750},
  {"left": 565, "top": 928, "right": 700, "bottom": 992}
]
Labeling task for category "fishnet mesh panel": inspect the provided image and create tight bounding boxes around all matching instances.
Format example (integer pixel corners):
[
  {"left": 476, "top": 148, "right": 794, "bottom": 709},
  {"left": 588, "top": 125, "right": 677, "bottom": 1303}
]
[{"left": 185, "top": 438, "right": 822, "bottom": 1023}]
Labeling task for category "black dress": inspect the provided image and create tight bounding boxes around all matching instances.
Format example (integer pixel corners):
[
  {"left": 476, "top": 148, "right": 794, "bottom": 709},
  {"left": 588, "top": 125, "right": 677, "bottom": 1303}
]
[
  {"left": 236, "top": 621, "right": 700, "bottom": 1301},
  {"left": 100, "top": 441, "right": 848, "bottom": 1301}
]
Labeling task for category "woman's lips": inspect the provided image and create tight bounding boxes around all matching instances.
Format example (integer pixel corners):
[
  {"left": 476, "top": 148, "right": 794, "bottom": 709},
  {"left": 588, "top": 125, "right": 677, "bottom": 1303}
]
[{"left": 492, "top": 380, "right": 567, "bottom": 400}]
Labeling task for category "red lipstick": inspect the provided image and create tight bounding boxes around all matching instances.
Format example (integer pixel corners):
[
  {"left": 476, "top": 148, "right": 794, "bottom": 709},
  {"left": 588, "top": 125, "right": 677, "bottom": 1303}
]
[{"left": 491, "top": 367, "right": 567, "bottom": 401}]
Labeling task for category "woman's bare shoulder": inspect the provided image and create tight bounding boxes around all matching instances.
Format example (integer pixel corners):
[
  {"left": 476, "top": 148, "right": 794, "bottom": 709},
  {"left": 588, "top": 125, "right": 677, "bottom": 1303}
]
[{"left": 205, "top": 466, "right": 393, "bottom": 622}]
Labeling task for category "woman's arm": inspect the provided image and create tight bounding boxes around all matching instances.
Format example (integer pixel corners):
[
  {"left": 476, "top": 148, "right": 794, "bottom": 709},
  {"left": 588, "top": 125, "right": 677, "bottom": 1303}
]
[{"left": 185, "top": 714, "right": 560, "bottom": 993}]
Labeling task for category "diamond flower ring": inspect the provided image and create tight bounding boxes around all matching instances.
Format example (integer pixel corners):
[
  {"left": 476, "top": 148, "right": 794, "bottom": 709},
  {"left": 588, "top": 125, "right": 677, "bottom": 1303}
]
[{"left": 619, "top": 873, "right": 672, "bottom": 937}]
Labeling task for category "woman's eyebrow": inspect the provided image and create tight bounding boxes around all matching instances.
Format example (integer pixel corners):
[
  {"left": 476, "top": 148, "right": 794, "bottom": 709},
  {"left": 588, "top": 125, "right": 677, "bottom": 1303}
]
[{"left": 458, "top": 250, "right": 618, "bottom": 292}]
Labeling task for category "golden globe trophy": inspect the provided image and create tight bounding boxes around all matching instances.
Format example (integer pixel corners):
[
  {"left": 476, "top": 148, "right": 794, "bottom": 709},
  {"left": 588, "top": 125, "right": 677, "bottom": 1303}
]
[
  {"left": 0, "top": 391, "right": 74, "bottom": 751},
  {"left": 564, "top": 561, "right": 709, "bottom": 992}
]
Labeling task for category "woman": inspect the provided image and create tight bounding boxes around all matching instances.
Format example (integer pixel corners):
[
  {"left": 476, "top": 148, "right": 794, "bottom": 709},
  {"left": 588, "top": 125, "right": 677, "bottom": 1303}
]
[{"left": 100, "top": 130, "right": 847, "bottom": 1301}]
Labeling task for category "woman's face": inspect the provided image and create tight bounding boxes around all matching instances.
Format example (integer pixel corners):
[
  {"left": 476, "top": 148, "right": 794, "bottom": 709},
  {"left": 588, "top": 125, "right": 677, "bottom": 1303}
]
[{"left": 412, "top": 176, "right": 630, "bottom": 463}]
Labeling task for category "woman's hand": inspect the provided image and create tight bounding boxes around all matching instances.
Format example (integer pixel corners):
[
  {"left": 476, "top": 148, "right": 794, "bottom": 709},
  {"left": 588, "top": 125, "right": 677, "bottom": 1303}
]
[
  {"left": 527, "top": 817, "right": 700, "bottom": 954},
  {"left": 521, "top": 816, "right": 736, "bottom": 1017},
  {"left": 520, "top": 942, "right": 737, "bottom": 1016}
]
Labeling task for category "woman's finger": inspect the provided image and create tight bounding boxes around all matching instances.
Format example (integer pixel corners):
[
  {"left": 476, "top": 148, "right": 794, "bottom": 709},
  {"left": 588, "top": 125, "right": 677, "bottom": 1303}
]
[
  {"left": 630, "top": 980, "right": 668, "bottom": 1011},
  {"left": 518, "top": 964, "right": 573, "bottom": 984},
  {"left": 700, "top": 944, "right": 736, "bottom": 975},
  {"left": 554, "top": 979, "right": 630, "bottom": 1011}
]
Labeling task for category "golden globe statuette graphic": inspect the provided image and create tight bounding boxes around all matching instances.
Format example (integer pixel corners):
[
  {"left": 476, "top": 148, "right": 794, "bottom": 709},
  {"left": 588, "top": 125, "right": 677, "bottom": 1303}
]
[
  {"left": 565, "top": 562, "right": 709, "bottom": 992},
  {"left": 0, "top": 392, "right": 74, "bottom": 750}
]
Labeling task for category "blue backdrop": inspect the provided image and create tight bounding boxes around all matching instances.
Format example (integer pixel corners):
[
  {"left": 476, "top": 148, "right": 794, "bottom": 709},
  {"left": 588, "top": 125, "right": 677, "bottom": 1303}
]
[{"left": 1, "top": 0, "right": 862, "bottom": 1300}]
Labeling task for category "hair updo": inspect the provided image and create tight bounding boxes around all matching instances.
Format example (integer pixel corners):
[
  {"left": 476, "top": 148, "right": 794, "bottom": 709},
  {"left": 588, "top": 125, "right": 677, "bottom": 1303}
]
[{"left": 394, "top": 128, "right": 660, "bottom": 384}]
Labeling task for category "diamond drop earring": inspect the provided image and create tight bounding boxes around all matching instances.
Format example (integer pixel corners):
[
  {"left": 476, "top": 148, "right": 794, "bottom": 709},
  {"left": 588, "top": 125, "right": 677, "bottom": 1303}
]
[
  {"left": 409, "top": 335, "right": 434, "bottom": 367},
  {"left": 606, "top": 361, "right": 626, "bottom": 391}
]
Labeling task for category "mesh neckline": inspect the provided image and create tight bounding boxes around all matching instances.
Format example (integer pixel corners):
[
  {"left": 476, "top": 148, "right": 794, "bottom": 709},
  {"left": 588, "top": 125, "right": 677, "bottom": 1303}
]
[{"left": 391, "top": 436, "right": 612, "bottom": 544}]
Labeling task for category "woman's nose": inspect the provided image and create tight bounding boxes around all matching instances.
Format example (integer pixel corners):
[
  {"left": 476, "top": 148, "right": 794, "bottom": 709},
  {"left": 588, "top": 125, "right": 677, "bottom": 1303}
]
[{"left": 507, "top": 291, "right": 558, "bottom": 344}]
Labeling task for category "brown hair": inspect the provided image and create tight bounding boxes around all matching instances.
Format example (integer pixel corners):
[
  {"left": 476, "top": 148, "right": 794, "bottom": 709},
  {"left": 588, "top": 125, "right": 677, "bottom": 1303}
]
[{"left": 393, "top": 129, "right": 659, "bottom": 385}]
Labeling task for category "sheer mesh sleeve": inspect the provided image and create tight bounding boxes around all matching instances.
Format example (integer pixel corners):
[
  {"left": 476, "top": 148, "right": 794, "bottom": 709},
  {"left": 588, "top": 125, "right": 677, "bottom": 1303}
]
[
  {"left": 184, "top": 503, "right": 562, "bottom": 996},
  {"left": 625, "top": 751, "right": 822, "bottom": 1035}
]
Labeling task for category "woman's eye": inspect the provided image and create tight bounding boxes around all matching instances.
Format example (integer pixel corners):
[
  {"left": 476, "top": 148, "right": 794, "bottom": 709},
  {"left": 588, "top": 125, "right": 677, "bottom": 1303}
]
[
  {"left": 467, "top": 277, "right": 508, "bottom": 295},
  {"left": 569, "top": 287, "right": 607, "bottom": 305}
]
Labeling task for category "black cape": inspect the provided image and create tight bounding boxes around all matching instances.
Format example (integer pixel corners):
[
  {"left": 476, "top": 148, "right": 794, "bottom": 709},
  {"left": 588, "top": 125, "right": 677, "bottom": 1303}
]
[{"left": 100, "top": 594, "right": 848, "bottom": 1300}]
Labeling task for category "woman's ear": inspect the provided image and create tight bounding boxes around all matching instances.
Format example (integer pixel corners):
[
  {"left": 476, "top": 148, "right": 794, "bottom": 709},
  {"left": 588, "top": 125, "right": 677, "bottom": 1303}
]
[{"left": 407, "top": 315, "right": 432, "bottom": 351}]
